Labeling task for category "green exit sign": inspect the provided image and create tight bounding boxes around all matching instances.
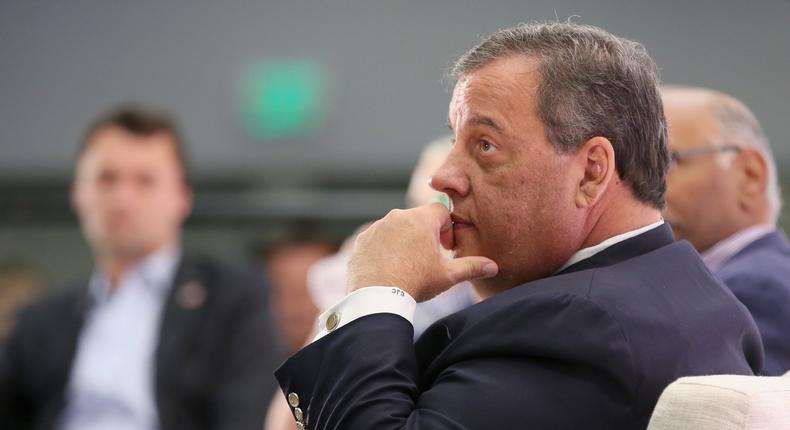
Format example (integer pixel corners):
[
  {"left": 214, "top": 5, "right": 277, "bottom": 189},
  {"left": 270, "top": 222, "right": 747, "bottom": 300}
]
[{"left": 241, "top": 60, "right": 327, "bottom": 140}]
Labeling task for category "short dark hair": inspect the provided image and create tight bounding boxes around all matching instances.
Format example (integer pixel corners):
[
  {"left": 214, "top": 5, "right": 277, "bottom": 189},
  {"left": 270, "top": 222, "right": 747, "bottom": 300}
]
[
  {"left": 451, "top": 22, "right": 669, "bottom": 208},
  {"left": 76, "top": 104, "right": 191, "bottom": 185}
]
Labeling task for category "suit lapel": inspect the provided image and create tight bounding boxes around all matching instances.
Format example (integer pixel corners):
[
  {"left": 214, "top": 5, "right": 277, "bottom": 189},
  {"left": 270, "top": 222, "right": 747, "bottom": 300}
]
[
  {"left": 47, "top": 288, "right": 90, "bottom": 401},
  {"left": 155, "top": 257, "right": 209, "bottom": 388}
]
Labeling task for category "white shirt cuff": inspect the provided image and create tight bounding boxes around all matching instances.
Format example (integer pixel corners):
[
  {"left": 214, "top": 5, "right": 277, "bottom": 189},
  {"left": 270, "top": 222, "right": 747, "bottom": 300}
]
[{"left": 312, "top": 286, "right": 417, "bottom": 342}]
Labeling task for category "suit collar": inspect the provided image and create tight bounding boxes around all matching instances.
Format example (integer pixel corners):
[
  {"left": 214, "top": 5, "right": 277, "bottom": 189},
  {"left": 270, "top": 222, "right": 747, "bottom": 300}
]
[
  {"left": 724, "top": 228, "right": 790, "bottom": 263},
  {"left": 87, "top": 246, "right": 182, "bottom": 308},
  {"left": 555, "top": 219, "right": 665, "bottom": 273},
  {"left": 558, "top": 223, "right": 675, "bottom": 275},
  {"left": 701, "top": 224, "right": 776, "bottom": 272}
]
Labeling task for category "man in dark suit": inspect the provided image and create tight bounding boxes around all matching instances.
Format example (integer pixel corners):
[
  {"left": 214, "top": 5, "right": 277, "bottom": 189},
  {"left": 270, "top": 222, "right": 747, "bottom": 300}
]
[
  {"left": 663, "top": 86, "right": 790, "bottom": 375},
  {"left": 274, "top": 23, "right": 763, "bottom": 429},
  {"left": 0, "top": 106, "right": 283, "bottom": 429}
]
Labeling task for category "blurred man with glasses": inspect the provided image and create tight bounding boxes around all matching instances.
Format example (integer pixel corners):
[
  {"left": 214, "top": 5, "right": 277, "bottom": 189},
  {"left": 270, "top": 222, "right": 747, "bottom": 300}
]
[{"left": 663, "top": 86, "right": 790, "bottom": 375}]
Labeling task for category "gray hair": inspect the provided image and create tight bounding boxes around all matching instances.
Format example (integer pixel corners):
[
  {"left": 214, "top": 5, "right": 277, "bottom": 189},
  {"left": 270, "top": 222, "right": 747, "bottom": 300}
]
[{"left": 450, "top": 22, "right": 669, "bottom": 208}]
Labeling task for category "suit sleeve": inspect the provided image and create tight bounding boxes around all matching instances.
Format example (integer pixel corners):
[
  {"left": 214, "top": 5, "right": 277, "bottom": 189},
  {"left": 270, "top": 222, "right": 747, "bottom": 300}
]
[
  {"left": 208, "top": 270, "right": 285, "bottom": 430},
  {"left": 275, "top": 294, "right": 639, "bottom": 429}
]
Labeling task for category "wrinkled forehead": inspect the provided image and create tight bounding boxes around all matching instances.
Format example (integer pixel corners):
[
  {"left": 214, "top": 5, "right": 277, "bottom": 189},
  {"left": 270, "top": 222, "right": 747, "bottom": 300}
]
[{"left": 448, "top": 56, "right": 541, "bottom": 128}]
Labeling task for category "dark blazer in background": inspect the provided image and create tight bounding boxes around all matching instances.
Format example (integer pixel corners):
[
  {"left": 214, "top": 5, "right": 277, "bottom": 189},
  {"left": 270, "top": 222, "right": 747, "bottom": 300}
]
[
  {"left": 716, "top": 229, "right": 790, "bottom": 376},
  {"left": 0, "top": 255, "right": 284, "bottom": 430},
  {"left": 275, "top": 225, "right": 763, "bottom": 429}
]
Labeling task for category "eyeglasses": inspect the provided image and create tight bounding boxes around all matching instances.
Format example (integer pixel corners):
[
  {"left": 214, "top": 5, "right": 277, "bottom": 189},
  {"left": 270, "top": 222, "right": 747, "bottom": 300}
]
[{"left": 669, "top": 144, "right": 741, "bottom": 166}]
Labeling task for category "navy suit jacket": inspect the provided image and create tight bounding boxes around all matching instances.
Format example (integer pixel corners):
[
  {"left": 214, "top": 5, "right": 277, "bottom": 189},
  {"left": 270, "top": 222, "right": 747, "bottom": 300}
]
[
  {"left": 716, "top": 229, "right": 790, "bottom": 376},
  {"left": 0, "top": 255, "right": 284, "bottom": 430},
  {"left": 275, "top": 225, "right": 762, "bottom": 429}
]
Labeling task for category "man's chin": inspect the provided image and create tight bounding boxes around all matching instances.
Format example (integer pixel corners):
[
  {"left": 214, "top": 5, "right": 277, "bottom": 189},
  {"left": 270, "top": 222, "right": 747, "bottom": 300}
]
[
  {"left": 104, "top": 242, "right": 152, "bottom": 260},
  {"left": 468, "top": 276, "right": 508, "bottom": 300}
]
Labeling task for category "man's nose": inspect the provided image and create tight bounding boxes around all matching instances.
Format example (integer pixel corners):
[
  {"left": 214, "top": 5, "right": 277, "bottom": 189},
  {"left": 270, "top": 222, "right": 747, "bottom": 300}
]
[
  {"left": 429, "top": 155, "right": 470, "bottom": 198},
  {"left": 106, "top": 178, "right": 140, "bottom": 206}
]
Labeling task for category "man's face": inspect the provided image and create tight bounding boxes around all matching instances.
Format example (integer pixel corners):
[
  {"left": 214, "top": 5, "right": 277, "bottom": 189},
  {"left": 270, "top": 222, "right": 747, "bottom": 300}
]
[
  {"left": 663, "top": 95, "right": 739, "bottom": 252},
  {"left": 431, "top": 56, "right": 585, "bottom": 294},
  {"left": 72, "top": 126, "right": 192, "bottom": 260}
]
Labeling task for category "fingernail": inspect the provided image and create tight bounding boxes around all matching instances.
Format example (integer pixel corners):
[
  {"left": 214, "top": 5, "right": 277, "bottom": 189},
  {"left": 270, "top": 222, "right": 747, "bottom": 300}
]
[{"left": 483, "top": 262, "right": 498, "bottom": 277}]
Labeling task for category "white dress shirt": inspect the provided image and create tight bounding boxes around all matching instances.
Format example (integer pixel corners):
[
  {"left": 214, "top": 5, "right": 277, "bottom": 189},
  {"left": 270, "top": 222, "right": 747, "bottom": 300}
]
[
  {"left": 58, "top": 245, "right": 181, "bottom": 430},
  {"left": 313, "top": 219, "right": 664, "bottom": 342}
]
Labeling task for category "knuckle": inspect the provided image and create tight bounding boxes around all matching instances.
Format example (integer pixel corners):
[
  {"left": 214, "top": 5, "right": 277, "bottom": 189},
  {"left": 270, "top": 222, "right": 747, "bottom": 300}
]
[
  {"left": 356, "top": 224, "right": 376, "bottom": 242},
  {"left": 465, "top": 261, "right": 475, "bottom": 280},
  {"left": 385, "top": 208, "right": 403, "bottom": 219}
]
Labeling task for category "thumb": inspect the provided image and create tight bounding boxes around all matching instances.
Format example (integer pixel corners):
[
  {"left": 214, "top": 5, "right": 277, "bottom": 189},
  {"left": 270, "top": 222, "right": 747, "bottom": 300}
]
[{"left": 444, "top": 256, "right": 498, "bottom": 284}]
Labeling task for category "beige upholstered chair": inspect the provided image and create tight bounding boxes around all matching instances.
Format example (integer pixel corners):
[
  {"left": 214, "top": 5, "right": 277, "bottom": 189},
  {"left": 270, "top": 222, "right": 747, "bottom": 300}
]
[{"left": 647, "top": 373, "right": 790, "bottom": 430}]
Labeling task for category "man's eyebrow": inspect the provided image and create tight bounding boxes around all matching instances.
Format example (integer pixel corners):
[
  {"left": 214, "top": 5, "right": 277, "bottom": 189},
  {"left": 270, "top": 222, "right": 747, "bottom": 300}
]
[
  {"left": 467, "top": 116, "right": 502, "bottom": 132},
  {"left": 447, "top": 116, "right": 502, "bottom": 133}
]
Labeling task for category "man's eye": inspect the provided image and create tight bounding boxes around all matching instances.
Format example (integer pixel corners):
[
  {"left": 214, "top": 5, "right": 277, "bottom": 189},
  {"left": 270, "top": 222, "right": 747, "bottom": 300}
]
[
  {"left": 98, "top": 172, "right": 117, "bottom": 186},
  {"left": 480, "top": 141, "right": 495, "bottom": 153},
  {"left": 137, "top": 175, "right": 154, "bottom": 188}
]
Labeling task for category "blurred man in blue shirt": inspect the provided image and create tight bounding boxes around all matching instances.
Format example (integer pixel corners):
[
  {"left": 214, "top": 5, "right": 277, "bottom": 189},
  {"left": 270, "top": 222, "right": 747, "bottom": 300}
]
[{"left": 0, "top": 105, "right": 283, "bottom": 429}]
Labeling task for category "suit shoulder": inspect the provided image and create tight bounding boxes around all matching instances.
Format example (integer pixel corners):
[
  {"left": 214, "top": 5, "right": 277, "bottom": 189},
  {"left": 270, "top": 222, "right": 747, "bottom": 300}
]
[
  {"left": 18, "top": 285, "right": 84, "bottom": 319},
  {"left": 447, "top": 285, "right": 632, "bottom": 362},
  {"left": 716, "top": 246, "right": 790, "bottom": 316},
  {"left": 8, "top": 286, "right": 85, "bottom": 343}
]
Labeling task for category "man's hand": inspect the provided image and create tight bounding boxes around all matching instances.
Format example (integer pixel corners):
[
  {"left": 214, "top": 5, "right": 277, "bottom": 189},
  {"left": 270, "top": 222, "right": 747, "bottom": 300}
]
[{"left": 348, "top": 203, "right": 498, "bottom": 302}]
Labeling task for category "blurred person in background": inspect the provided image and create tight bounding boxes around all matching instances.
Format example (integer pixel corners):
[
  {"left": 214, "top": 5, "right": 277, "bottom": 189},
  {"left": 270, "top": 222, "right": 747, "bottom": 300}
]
[
  {"left": 263, "top": 238, "right": 335, "bottom": 354},
  {"left": 0, "top": 261, "right": 44, "bottom": 345},
  {"left": 663, "top": 86, "right": 790, "bottom": 375},
  {"left": 264, "top": 136, "right": 477, "bottom": 430},
  {"left": 0, "top": 105, "right": 283, "bottom": 430}
]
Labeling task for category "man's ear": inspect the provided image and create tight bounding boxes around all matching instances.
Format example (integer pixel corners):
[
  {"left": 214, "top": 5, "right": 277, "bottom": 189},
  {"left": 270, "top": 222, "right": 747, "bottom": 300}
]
[
  {"left": 69, "top": 179, "right": 81, "bottom": 217},
  {"left": 735, "top": 147, "right": 768, "bottom": 210},
  {"left": 575, "top": 136, "right": 615, "bottom": 208},
  {"left": 179, "top": 185, "right": 194, "bottom": 221}
]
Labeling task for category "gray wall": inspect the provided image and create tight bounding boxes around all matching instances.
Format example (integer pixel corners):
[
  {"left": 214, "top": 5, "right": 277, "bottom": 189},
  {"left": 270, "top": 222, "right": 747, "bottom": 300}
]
[{"left": 2, "top": 0, "right": 789, "bottom": 183}]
